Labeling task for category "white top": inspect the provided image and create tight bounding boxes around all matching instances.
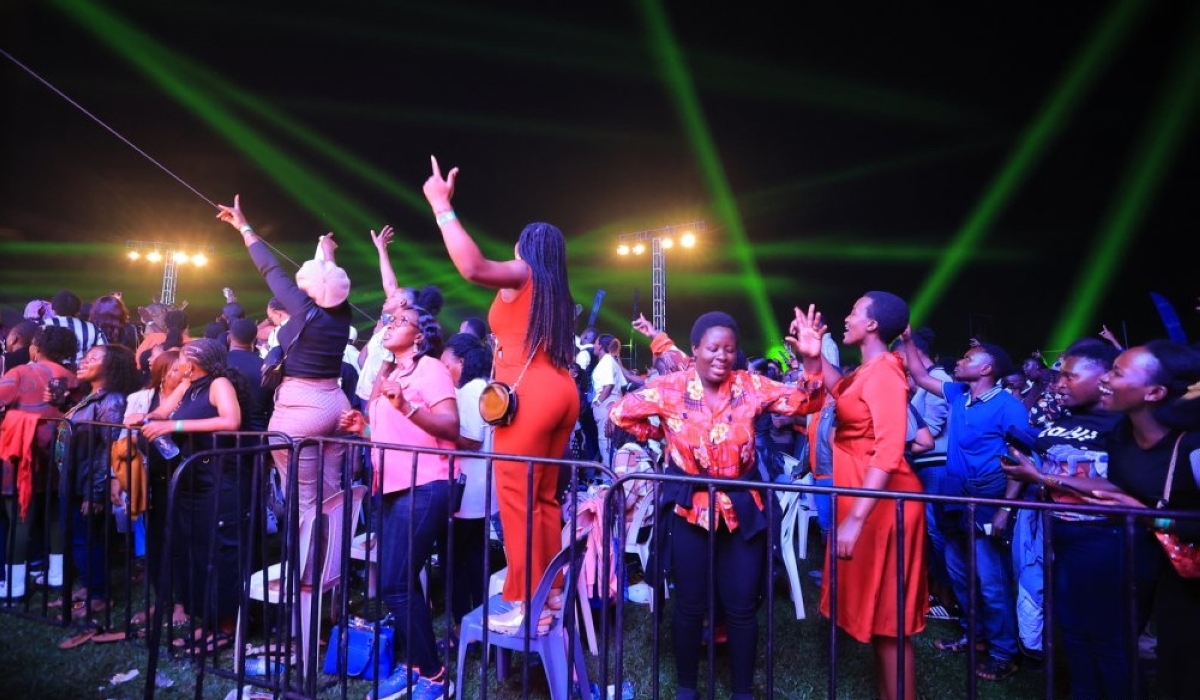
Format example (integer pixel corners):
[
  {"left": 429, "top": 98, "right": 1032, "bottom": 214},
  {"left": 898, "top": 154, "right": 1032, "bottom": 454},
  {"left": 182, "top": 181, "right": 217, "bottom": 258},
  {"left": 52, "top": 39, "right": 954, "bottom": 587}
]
[
  {"left": 591, "top": 353, "right": 626, "bottom": 399},
  {"left": 355, "top": 331, "right": 395, "bottom": 401},
  {"left": 454, "top": 377, "right": 498, "bottom": 519}
]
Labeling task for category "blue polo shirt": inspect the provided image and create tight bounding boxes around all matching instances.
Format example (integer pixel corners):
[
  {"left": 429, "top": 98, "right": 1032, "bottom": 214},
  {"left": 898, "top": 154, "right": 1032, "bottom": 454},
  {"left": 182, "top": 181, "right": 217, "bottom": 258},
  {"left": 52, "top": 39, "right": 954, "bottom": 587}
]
[{"left": 941, "top": 382, "right": 1029, "bottom": 507}]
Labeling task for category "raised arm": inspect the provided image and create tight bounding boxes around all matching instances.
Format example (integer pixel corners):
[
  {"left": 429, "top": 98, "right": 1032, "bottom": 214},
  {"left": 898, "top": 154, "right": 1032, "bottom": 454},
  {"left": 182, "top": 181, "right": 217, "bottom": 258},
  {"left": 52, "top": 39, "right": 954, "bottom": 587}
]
[
  {"left": 422, "top": 155, "right": 528, "bottom": 290},
  {"left": 371, "top": 225, "right": 400, "bottom": 298},
  {"left": 786, "top": 304, "right": 835, "bottom": 386},
  {"left": 898, "top": 327, "right": 945, "bottom": 397}
]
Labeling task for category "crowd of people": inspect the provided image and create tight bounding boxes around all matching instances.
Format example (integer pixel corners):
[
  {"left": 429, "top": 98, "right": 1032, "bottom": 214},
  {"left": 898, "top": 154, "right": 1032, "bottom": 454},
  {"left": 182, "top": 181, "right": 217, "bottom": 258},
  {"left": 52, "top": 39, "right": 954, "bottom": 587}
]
[{"left": 3, "top": 157, "right": 1200, "bottom": 700}]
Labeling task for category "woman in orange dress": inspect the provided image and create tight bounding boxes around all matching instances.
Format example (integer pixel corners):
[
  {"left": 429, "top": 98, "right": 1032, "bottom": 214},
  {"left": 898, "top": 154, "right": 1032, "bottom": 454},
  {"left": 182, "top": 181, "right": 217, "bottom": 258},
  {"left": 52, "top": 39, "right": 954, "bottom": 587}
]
[
  {"left": 792, "top": 292, "right": 927, "bottom": 700},
  {"left": 422, "top": 156, "right": 580, "bottom": 635}
]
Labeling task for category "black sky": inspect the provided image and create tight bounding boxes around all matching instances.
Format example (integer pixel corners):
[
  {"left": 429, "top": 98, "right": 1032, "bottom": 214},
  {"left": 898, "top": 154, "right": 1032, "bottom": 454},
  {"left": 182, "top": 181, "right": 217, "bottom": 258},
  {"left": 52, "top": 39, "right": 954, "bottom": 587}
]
[{"left": 2, "top": 0, "right": 1198, "bottom": 362}]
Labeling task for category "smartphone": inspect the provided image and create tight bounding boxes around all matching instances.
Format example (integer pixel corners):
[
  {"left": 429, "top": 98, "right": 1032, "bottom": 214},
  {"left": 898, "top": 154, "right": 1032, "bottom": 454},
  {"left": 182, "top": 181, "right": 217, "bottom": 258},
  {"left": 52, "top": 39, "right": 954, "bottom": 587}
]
[
  {"left": 48, "top": 377, "right": 68, "bottom": 402},
  {"left": 998, "top": 453, "right": 1020, "bottom": 466}
]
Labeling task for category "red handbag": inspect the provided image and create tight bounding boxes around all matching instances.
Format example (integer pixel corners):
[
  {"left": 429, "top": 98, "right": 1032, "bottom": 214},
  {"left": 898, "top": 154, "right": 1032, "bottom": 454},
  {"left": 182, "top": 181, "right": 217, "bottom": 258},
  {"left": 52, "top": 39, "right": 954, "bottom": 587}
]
[{"left": 1153, "top": 433, "right": 1200, "bottom": 579}]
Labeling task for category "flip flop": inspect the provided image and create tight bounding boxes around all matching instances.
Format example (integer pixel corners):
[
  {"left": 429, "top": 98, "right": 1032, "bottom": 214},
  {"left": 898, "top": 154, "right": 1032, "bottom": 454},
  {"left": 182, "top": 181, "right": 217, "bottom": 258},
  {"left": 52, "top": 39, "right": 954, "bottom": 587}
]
[
  {"left": 92, "top": 629, "right": 131, "bottom": 644},
  {"left": 58, "top": 627, "right": 99, "bottom": 649},
  {"left": 47, "top": 588, "right": 88, "bottom": 608}
]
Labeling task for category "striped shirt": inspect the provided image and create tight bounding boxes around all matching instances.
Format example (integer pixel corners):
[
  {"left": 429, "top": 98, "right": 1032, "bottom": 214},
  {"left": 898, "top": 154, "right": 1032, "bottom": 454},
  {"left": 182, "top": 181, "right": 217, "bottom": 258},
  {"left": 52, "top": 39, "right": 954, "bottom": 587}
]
[{"left": 42, "top": 316, "right": 106, "bottom": 367}]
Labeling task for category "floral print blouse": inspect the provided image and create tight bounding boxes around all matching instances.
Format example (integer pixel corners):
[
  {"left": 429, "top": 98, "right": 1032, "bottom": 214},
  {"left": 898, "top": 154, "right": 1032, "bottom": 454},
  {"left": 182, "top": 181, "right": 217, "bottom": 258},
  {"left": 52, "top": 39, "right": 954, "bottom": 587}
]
[{"left": 610, "top": 368, "right": 820, "bottom": 532}]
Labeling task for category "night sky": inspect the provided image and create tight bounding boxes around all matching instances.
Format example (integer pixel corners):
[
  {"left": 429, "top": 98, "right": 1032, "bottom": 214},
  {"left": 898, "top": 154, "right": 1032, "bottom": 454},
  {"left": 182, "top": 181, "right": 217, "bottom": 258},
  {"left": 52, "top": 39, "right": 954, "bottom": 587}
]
[{"left": 3, "top": 0, "right": 1198, "bottom": 366}]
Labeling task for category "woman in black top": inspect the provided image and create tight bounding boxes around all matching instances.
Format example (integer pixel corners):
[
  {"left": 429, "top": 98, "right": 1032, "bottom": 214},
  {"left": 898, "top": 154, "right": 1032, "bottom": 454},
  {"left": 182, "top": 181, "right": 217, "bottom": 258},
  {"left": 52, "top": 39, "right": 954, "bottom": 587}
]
[
  {"left": 216, "top": 195, "right": 353, "bottom": 515},
  {"left": 1087, "top": 340, "right": 1200, "bottom": 700}
]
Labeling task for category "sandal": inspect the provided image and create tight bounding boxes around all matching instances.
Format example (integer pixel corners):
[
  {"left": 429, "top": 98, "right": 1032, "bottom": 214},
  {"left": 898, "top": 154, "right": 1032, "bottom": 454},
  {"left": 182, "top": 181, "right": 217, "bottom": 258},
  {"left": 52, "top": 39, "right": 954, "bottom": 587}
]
[
  {"left": 975, "top": 657, "right": 1019, "bottom": 682},
  {"left": 58, "top": 626, "right": 99, "bottom": 650},
  {"left": 47, "top": 587, "right": 88, "bottom": 608},
  {"left": 175, "top": 630, "right": 234, "bottom": 658},
  {"left": 933, "top": 634, "right": 988, "bottom": 653}
]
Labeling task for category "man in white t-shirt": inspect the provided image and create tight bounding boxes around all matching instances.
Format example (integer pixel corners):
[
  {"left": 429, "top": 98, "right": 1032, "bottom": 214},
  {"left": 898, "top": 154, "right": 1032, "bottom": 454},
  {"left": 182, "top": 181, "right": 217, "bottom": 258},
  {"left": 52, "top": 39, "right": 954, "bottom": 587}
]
[{"left": 590, "top": 333, "right": 627, "bottom": 468}]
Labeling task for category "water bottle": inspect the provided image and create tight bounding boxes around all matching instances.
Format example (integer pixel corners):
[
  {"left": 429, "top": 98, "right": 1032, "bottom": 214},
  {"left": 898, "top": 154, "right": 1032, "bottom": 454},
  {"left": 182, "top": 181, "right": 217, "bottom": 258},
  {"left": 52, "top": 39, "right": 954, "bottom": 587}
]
[
  {"left": 244, "top": 657, "right": 285, "bottom": 676},
  {"left": 152, "top": 435, "right": 180, "bottom": 460}
]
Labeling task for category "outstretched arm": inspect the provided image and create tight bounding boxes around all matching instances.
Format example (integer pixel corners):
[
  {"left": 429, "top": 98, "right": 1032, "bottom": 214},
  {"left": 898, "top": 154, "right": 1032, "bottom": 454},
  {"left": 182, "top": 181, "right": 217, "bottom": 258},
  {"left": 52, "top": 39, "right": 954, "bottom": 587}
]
[
  {"left": 371, "top": 225, "right": 400, "bottom": 298},
  {"left": 422, "top": 155, "right": 528, "bottom": 290},
  {"left": 898, "top": 326, "right": 945, "bottom": 397},
  {"left": 786, "top": 305, "right": 835, "bottom": 386}
]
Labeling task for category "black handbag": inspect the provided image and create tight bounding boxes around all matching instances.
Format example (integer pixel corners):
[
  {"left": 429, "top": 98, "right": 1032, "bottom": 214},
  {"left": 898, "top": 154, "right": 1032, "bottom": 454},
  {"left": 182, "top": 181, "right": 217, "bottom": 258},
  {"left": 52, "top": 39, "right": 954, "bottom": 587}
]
[{"left": 261, "top": 308, "right": 317, "bottom": 392}]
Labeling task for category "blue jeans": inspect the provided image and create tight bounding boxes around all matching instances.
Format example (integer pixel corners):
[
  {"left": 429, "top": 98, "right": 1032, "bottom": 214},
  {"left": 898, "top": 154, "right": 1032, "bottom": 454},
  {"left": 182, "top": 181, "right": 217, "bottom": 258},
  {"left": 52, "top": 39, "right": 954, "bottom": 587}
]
[
  {"left": 380, "top": 481, "right": 449, "bottom": 676},
  {"left": 1011, "top": 507, "right": 1043, "bottom": 654},
  {"left": 943, "top": 524, "right": 1018, "bottom": 662},
  {"left": 1053, "top": 520, "right": 1155, "bottom": 700},
  {"left": 811, "top": 476, "right": 833, "bottom": 538},
  {"left": 915, "top": 463, "right": 950, "bottom": 589}
]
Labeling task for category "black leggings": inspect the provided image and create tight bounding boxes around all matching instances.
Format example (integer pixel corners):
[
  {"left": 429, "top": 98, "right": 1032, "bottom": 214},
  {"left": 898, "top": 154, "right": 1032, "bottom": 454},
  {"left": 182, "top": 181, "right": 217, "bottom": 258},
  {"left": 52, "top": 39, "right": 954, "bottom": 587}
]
[{"left": 670, "top": 514, "right": 765, "bottom": 695}]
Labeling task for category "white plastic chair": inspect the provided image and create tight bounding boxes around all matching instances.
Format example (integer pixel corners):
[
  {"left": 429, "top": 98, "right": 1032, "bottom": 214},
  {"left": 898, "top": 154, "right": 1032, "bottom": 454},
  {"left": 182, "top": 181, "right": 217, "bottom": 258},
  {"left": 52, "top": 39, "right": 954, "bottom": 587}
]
[
  {"left": 235, "top": 485, "right": 366, "bottom": 680},
  {"left": 776, "top": 474, "right": 816, "bottom": 620}
]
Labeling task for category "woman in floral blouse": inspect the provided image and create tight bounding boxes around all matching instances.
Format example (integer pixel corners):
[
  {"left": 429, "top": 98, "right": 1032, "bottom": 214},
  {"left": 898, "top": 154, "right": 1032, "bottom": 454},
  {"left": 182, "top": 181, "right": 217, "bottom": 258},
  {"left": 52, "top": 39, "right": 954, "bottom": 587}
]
[{"left": 610, "top": 311, "right": 823, "bottom": 700}]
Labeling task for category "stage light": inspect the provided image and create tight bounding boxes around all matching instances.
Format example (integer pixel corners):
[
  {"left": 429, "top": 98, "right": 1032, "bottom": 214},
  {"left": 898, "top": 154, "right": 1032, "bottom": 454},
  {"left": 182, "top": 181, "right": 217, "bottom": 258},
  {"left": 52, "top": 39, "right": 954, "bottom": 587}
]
[
  {"left": 173, "top": 251, "right": 190, "bottom": 264},
  {"left": 661, "top": 237, "right": 674, "bottom": 249},
  {"left": 128, "top": 251, "right": 140, "bottom": 261},
  {"left": 680, "top": 232, "right": 696, "bottom": 248},
  {"left": 617, "top": 244, "right": 630, "bottom": 256},
  {"left": 615, "top": 221, "right": 705, "bottom": 335},
  {"left": 191, "top": 253, "right": 208, "bottom": 266},
  {"left": 146, "top": 250, "right": 162, "bottom": 262},
  {"left": 632, "top": 243, "right": 646, "bottom": 255}
]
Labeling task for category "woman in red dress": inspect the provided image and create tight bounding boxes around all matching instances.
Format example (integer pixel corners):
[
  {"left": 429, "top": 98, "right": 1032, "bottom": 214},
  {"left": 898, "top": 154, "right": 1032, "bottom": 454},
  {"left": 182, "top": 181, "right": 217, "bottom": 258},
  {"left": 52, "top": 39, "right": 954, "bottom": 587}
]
[
  {"left": 422, "top": 156, "right": 580, "bottom": 635},
  {"left": 793, "top": 292, "right": 927, "bottom": 700}
]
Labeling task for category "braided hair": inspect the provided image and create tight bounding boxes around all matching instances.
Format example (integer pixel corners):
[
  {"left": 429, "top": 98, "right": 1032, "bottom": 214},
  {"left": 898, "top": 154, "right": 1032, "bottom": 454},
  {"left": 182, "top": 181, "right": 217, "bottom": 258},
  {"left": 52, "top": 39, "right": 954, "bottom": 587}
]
[
  {"left": 181, "top": 338, "right": 253, "bottom": 425},
  {"left": 411, "top": 305, "right": 445, "bottom": 362},
  {"left": 516, "top": 222, "right": 575, "bottom": 370}
]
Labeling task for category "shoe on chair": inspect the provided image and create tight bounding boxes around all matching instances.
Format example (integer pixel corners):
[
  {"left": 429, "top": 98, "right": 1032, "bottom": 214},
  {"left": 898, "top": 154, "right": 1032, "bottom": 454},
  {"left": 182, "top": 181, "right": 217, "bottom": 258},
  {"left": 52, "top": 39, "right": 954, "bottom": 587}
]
[{"left": 487, "top": 603, "right": 553, "bottom": 636}]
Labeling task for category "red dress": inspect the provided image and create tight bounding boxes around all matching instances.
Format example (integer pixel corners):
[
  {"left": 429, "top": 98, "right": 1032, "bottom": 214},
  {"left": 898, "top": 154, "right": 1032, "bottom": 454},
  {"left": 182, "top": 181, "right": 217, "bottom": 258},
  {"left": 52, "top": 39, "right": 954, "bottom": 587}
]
[{"left": 818, "top": 351, "right": 928, "bottom": 642}]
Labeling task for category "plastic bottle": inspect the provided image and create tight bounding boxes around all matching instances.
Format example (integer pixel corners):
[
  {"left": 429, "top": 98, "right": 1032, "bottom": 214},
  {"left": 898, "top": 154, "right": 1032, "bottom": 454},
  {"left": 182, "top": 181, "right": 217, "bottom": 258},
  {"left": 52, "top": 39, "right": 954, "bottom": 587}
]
[
  {"left": 243, "top": 658, "right": 284, "bottom": 676},
  {"left": 152, "top": 435, "right": 180, "bottom": 460}
]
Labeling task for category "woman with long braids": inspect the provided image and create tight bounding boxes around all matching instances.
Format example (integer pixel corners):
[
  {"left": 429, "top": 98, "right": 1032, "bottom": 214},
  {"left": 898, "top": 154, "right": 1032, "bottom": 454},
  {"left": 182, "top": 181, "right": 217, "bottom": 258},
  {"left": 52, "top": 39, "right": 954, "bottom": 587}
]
[
  {"left": 139, "top": 338, "right": 254, "bottom": 653},
  {"left": 422, "top": 156, "right": 580, "bottom": 636}
]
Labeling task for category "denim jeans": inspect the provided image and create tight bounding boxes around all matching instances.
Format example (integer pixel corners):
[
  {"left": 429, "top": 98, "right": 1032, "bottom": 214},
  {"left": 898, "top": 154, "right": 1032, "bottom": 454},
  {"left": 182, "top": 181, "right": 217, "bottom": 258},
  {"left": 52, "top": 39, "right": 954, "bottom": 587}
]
[
  {"left": 943, "top": 525, "right": 1018, "bottom": 662},
  {"left": 915, "top": 463, "right": 950, "bottom": 589},
  {"left": 380, "top": 481, "right": 449, "bottom": 676},
  {"left": 1053, "top": 520, "right": 1156, "bottom": 700},
  {"left": 1011, "top": 507, "right": 1043, "bottom": 654}
]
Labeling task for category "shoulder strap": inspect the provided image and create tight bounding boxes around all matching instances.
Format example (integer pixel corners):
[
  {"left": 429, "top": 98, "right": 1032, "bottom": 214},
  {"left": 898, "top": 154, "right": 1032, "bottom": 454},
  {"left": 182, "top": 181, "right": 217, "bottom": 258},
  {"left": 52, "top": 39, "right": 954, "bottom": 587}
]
[
  {"left": 1161, "top": 432, "right": 1186, "bottom": 506},
  {"left": 279, "top": 307, "right": 319, "bottom": 362}
]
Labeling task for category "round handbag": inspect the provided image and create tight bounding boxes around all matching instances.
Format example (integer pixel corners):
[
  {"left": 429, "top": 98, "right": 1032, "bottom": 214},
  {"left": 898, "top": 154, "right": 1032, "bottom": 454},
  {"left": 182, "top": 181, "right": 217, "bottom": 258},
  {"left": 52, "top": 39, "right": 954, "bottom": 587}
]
[{"left": 479, "top": 380, "right": 518, "bottom": 426}]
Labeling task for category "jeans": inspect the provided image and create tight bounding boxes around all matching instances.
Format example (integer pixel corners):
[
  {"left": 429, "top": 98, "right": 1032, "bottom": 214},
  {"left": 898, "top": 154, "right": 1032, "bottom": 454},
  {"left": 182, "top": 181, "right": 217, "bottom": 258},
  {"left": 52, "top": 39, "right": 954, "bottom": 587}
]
[
  {"left": 943, "top": 524, "right": 1018, "bottom": 662},
  {"left": 670, "top": 515, "right": 765, "bottom": 696},
  {"left": 914, "top": 463, "right": 950, "bottom": 589},
  {"left": 380, "top": 481, "right": 449, "bottom": 676},
  {"left": 1053, "top": 520, "right": 1156, "bottom": 700},
  {"left": 811, "top": 476, "right": 833, "bottom": 538},
  {"left": 1011, "top": 507, "right": 1043, "bottom": 654}
]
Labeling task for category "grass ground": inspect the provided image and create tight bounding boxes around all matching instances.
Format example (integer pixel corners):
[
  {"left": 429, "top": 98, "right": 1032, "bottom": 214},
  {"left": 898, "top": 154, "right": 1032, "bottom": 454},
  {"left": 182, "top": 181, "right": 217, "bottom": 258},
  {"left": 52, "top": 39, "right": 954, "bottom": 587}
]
[{"left": 0, "top": 542, "right": 1063, "bottom": 700}]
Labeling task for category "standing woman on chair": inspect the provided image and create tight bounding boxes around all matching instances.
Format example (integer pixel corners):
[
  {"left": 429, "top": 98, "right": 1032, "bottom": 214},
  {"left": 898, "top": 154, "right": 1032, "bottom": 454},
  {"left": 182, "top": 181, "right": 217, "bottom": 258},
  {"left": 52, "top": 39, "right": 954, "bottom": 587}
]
[
  {"left": 215, "top": 196, "right": 352, "bottom": 515},
  {"left": 796, "top": 293, "right": 927, "bottom": 700},
  {"left": 422, "top": 156, "right": 579, "bottom": 635},
  {"left": 610, "top": 311, "right": 823, "bottom": 700},
  {"left": 340, "top": 304, "right": 459, "bottom": 697}
]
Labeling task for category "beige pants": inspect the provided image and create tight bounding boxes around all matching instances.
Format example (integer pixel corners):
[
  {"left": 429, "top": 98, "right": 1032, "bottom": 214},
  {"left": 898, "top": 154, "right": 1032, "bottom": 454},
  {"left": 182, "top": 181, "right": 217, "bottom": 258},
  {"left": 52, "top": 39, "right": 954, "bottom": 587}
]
[{"left": 268, "top": 376, "right": 351, "bottom": 514}]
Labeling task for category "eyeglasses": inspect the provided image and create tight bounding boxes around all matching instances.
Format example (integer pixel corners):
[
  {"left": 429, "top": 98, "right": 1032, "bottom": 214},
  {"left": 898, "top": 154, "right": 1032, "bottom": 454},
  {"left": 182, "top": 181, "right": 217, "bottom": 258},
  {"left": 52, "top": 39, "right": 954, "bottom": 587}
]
[{"left": 388, "top": 315, "right": 417, "bottom": 329}]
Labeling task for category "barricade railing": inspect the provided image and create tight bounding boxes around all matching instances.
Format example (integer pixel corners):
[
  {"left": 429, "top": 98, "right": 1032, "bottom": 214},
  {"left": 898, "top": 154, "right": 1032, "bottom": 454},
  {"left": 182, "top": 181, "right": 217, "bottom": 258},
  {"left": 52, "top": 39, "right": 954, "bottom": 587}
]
[{"left": 7, "top": 421, "right": 1195, "bottom": 700}]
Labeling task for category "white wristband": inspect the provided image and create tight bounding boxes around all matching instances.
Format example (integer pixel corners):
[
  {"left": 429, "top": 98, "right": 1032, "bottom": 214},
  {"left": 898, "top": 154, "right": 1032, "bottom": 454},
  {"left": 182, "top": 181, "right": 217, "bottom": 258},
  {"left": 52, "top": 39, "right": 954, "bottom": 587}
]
[{"left": 239, "top": 225, "right": 255, "bottom": 235}]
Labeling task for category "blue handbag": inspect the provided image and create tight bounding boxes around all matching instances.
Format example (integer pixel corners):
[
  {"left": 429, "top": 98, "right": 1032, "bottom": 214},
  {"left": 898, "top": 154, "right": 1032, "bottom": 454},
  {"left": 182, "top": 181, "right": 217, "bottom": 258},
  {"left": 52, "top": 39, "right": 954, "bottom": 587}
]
[{"left": 323, "top": 617, "right": 394, "bottom": 679}]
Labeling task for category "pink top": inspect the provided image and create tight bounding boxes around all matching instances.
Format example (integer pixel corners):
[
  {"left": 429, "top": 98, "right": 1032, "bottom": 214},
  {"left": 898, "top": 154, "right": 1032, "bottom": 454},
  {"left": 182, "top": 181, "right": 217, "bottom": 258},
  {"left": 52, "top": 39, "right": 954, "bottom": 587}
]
[{"left": 369, "top": 355, "right": 457, "bottom": 494}]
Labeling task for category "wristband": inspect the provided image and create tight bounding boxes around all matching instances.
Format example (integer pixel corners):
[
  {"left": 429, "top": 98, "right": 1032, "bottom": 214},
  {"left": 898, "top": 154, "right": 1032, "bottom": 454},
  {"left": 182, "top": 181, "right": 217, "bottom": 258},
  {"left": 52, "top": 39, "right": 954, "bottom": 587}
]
[
  {"left": 435, "top": 210, "right": 457, "bottom": 226},
  {"left": 404, "top": 404, "right": 419, "bottom": 419},
  {"left": 175, "top": 419, "right": 184, "bottom": 432},
  {"left": 239, "top": 225, "right": 255, "bottom": 235}
]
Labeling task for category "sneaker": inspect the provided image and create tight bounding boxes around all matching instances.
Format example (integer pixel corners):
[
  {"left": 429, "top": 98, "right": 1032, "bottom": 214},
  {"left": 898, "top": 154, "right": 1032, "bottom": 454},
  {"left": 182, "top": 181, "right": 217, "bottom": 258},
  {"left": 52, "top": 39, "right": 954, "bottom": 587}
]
[
  {"left": 366, "top": 664, "right": 420, "bottom": 700},
  {"left": 410, "top": 676, "right": 453, "bottom": 700}
]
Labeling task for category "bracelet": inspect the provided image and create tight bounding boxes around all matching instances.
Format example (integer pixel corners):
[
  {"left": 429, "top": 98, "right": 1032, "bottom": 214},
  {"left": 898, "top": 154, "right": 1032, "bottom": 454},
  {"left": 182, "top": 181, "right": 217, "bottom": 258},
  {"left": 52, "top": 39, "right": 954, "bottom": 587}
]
[
  {"left": 435, "top": 210, "right": 457, "bottom": 226},
  {"left": 175, "top": 419, "right": 184, "bottom": 432},
  {"left": 404, "top": 404, "right": 419, "bottom": 419},
  {"left": 239, "top": 225, "right": 255, "bottom": 235},
  {"left": 1154, "top": 517, "right": 1174, "bottom": 531}
]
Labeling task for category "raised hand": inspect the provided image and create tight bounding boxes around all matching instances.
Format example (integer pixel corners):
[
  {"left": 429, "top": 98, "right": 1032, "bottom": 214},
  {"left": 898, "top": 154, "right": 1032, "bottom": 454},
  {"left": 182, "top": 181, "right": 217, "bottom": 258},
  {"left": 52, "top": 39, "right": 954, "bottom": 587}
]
[
  {"left": 423, "top": 155, "right": 459, "bottom": 211},
  {"left": 787, "top": 304, "right": 827, "bottom": 360},
  {"left": 631, "top": 313, "right": 658, "bottom": 339},
  {"left": 215, "top": 194, "right": 250, "bottom": 232},
  {"left": 371, "top": 225, "right": 395, "bottom": 252}
]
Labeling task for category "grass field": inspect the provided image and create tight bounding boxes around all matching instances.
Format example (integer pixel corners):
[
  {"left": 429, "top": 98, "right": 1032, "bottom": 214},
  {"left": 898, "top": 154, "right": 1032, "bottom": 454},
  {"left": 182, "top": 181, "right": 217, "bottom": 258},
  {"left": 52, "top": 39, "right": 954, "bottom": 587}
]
[{"left": 0, "top": 541, "right": 1068, "bottom": 700}]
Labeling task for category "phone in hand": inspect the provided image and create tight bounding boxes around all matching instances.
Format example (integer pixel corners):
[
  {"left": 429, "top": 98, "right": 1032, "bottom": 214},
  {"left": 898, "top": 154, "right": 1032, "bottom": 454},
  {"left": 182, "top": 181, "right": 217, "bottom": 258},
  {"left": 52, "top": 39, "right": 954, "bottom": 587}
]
[
  {"left": 48, "top": 378, "right": 68, "bottom": 403},
  {"left": 998, "top": 453, "right": 1020, "bottom": 466}
]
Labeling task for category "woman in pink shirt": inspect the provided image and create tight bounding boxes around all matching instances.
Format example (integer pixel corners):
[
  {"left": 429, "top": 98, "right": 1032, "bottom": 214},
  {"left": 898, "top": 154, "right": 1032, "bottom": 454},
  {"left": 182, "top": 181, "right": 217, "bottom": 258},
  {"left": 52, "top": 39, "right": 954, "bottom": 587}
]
[{"left": 340, "top": 304, "right": 459, "bottom": 699}]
